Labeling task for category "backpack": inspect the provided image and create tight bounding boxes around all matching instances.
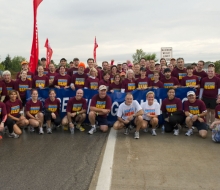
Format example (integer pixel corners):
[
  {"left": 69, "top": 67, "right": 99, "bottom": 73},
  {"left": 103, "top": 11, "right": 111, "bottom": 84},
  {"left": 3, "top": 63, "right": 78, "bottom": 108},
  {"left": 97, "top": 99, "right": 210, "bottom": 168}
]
[{"left": 212, "top": 125, "right": 220, "bottom": 143}]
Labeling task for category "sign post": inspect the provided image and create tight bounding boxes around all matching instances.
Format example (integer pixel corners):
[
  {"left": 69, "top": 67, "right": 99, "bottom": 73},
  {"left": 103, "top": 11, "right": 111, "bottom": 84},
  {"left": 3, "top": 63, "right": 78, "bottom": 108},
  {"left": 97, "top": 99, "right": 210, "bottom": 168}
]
[{"left": 161, "top": 47, "right": 173, "bottom": 64}]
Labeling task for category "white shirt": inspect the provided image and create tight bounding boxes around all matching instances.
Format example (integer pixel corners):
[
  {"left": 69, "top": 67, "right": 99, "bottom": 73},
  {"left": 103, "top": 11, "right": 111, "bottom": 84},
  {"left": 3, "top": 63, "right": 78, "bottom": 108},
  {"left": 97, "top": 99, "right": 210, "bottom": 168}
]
[
  {"left": 141, "top": 101, "right": 160, "bottom": 120},
  {"left": 117, "top": 100, "right": 142, "bottom": 120}
]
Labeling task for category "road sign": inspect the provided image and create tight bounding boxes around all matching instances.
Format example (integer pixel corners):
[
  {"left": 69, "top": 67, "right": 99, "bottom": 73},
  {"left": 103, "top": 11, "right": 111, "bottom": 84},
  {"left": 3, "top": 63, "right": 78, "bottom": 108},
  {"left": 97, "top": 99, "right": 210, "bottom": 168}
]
[{"left": 161, "top": 47, "right": 173, "bottom": 63}]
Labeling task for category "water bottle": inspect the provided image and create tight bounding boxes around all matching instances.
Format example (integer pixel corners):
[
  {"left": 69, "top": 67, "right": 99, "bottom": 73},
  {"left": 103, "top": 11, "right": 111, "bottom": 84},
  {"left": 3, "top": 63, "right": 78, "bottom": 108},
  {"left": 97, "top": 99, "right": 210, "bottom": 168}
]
[{"left": 161, "top": 125, "right": 165, "bottom": 134}]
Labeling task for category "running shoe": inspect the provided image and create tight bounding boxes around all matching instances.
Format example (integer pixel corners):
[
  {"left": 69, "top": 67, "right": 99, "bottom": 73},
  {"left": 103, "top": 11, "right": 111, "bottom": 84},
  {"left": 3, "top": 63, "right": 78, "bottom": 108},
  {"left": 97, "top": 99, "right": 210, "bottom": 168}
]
[
  {"left": 174, "top": 129, "right": 179, "bottom": 136},
  {"left": 76, "top": 125, "right": 85, "bottom": 132},
  {"left": 47, "top": 128, "right": 52, "bottom": 134},
  {"left": 39, "top": 128, "right": 44, "bottom": 135},
  {"left": 63, "top": 125, "right": 68, "bottom": 131},
  {"left": 134, "top": 131, "right": 139, "bottom": 139},
  {"left": 8, "top": 132, "right": 19, "bottom": 138},
  {"left": 152, "top": 129, "right": 157, "bottom": 136},
  {"left": 185, "top": 129, "right": 193, "bottom": 136},
  {"left": 143, "top": 128, "right": 149, "bottom": 133},
  {"left": 88, "top": 127, "right": 96, "bottom": 135},
  {"left": 29, "top": 126, "right": 35, "bottom": 132},
  {"left": 124, "top": 128, "right": 130, "bottom": 135}
]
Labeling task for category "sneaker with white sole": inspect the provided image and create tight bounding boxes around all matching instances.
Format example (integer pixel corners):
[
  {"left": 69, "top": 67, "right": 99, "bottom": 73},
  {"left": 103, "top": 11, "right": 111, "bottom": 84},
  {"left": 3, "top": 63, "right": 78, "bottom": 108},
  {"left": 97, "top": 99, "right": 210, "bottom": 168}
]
[
  {"left": 143, "top": 128, "right": 148, "bottom": 133},
  {"left": 185, "top": 129, "right": 193, "bottom": 136},
  {"left": 70, "top": 127, "right": 75, "bottom": 135},
  {"left": 174, "top": 129, "right": 179, "bottom": 136},
  {"left": 39, "top": 128, "right": 44, "bottom": 135},
  {"left": 124, "top": 128, "right": 130, "bottom": 135},
  {"left": 29, "top": 126, "right": 35, "bottom": 132},
  {"left": 152, "top": 130, "right": 157, "bottom": 136},
  {"left": 8, "top": 132, "right": 19, "bottom": 138},
  {"left": 88, "top": 127, "right": 96, "bottom": 135},
  {"left": 76, "top": 125, "right": 85, "bottom": 132},
  {"left": 134, "top": 131, "right": 139, "bottom": 139},
  {"left": 47, "top": 128, "right": 52, "bottom": 134}
]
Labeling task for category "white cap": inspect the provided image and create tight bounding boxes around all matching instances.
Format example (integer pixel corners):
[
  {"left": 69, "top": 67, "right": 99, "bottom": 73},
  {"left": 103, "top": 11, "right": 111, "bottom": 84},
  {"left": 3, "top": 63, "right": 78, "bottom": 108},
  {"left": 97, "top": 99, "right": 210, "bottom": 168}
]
[
  {"left": 99, "top": 85, "right": 107, "bottom": 91},
  {"left": 187, "top": 91, "right": 195, "bottom": 96}
]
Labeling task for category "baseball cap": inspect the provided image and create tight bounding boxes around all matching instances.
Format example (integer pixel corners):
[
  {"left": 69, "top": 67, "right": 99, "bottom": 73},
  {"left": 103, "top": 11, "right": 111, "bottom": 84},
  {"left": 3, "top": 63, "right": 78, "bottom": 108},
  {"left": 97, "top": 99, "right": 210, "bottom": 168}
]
[
  {"left": 60, "top": 58, "right": 67, "bottom": 62},
  {"left": 128, "top": 63, "right": 133, "bottom": 67},
  {"left": 164, "top": 68, "right": 171, "bottom": 73},
  {"left": 120, "top": 72, "right": 126, "bottom": 76},
  {"left": 78, "top": 62, "right": 85, "bottom": 69},
  {"left": 99, "top": 85, "right": 107, "bottom": 91},
  {"left": 208, "top": 63, "right": 215, "bottom": 67},
  {"left": 187, "top": 91, "right": 195, "bottom": 96},
  {"left": 21, "top": 61, "right": 28, "bottom": 65}
]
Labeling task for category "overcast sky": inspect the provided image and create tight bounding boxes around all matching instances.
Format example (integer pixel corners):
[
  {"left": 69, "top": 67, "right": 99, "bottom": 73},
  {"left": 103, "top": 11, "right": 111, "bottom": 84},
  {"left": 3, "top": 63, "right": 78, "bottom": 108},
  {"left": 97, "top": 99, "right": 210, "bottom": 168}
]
[{"left": 0, "top": 0, "right": 220, "bottom": 65}]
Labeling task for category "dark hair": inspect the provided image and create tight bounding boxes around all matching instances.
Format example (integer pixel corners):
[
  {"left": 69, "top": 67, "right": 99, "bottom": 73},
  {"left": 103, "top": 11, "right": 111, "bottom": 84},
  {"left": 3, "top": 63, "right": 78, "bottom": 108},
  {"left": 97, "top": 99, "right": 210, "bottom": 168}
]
[
  {"left": 111, "top": 65, "right": 117, "bottom": 70},
  {"left": 73, "top": 58, "right": 79, "bottom": 61},
  {"left": 187, "top": 65, "right": 193, "bottom": 70},
  {"left": 167, "top": 88, "right": 175, "bottom": 93},
  {"left": 103, "top": 71, "right": 110, "bottom": 77},
  {"left": 153, "top": 71, "right": 160, "bottom": 75},
  {"left": 9, "top": 90, "right": 17, "bottom": 96},
  {"left": 113, "top": 74, "right": 121, "bottom": 82},
  {"left": 59, "top": 65, "right": 65, "bottom": 70},
  {"left": 160, "top": 58, "right": 166, "bottom": 62},
  {"left": 60, "top": 58, "right": 67, "bottom": 62},
  {"left": 31, "top": 88, "right": 38, "bottom": 95},
  {"left": 87, "top": 58, "right": 94, "bottom": 63},
  {"left": 177, "top": 58, "right": 184, "bottom": 62},
  {"left": 140, "top": 58, "right": 146, "bottom": 61},
  {"left": 122, "top": 62, "right": 127, "bottom": 65},
  {"left": 198, "top": 60, "right": 205, "bottom": 65},
  {"left": 41, "top": 57, "right": 46, "bottom": 61}
]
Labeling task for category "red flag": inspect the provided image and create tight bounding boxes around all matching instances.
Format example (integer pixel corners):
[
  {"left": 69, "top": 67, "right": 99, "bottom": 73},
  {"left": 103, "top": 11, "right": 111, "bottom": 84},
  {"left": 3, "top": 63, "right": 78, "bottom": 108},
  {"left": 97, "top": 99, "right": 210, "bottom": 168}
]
[
  {"left": 29, "top": 0, "right": 43, "bottom": 73},
  {"left": 93, "top": 37, "right": 98, "bottom": 62},
  {"left": 44, "top": 38, "right": 53, "bottom": 68}
]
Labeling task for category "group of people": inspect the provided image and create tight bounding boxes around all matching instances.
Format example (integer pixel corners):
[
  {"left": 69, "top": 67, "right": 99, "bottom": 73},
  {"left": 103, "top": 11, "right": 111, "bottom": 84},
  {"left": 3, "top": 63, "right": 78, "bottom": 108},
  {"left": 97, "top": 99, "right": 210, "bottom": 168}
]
[{"left": 0, "top": 57, "right": 220, "bottom": 142}]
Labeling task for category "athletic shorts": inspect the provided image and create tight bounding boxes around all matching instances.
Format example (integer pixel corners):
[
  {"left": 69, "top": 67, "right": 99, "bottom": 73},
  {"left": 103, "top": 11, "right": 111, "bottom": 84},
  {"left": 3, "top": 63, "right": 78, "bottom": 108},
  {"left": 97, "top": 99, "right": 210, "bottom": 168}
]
[
  {"left": 193, "top": 120, "right": 208, "bottom": 131},
  {"left": 96, "top": 116, "right": 108, "bottom": 126},
  {"left": 202, "top": 97, "right": 217, "bottom": 109}
]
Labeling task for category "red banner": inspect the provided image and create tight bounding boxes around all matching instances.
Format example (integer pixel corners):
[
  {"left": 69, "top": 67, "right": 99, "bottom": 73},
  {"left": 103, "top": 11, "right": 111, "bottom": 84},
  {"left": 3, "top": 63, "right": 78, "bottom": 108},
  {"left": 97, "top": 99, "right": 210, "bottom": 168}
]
[
  {"left": 93, "top": 37, "right": 98, "bottom": 62},
  {"left": 44, "top": 38, "right": 53, "bottom": 68},
  {"left": 29, "top": 0, "right": 43, "bottom": 73}
]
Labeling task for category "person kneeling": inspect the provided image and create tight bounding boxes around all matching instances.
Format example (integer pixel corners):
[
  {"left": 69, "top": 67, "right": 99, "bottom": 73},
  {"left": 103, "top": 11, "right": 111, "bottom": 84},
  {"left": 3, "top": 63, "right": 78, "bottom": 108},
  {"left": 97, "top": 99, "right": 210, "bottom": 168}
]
[
  {"left": 113, "top": 93, "right": 143, "bottom": 139},
  {"left": 5, "top": 90, "right": 29, "bottom": 138},
  {"left": 141, "top": 91, "right": 160, "bottom": 136},
  {"left": 88, "top": 85, "right": 112, "bottom": 134},
  {"left": 62, "top": 89, "right": 87, "bottom": 134},
  {"left": 184, "top": 91, "right": 208, "bottom": 138}
]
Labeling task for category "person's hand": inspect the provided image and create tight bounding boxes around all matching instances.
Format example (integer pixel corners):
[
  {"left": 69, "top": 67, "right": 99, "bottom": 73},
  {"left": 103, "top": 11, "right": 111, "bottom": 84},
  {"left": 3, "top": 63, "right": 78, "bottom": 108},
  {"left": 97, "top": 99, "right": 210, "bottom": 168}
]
[
  {"left": 127, "top": 115, "right": 134, "bottom": 121},
  {"left": 198, "top": 117, "right": 204, "bottom": 123},
  {"left": 71, "top": 85, "right": 75, "bottom": 90},
  {"left": 102, "top": 109, "right": 110, "bottom": 115},
  {"left": 0, "top": 122, "right": 4, "bottom": 132},
  {"left": 191, "top": 115, "right": 198, "bottom": 122},
  {"left": 51, "top": 113, "right": 56, "bottom": 119},
  {"left": 20, "top": 115, "right": 25, "bottom": 120},
  {"left": 210, "top": 123, "right": 215, "bottom": 129},
  {"left": 71, "top": 112, "right": 77, "bottom": 117},
  {"left": 64, "top": 86, "right": 69, "bottom": 89},
  {"left": 55, "top": 86, "right": 60, "bottom": 89}
]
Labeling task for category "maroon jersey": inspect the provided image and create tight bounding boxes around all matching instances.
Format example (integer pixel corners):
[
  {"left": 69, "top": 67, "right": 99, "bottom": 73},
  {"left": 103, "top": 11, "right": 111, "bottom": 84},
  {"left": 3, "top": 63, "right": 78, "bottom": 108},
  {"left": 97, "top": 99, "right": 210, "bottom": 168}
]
[
  {"left": 16, "top": 71, "right": 34, "bottom": 81},
  {"left": 66, "top": 97, "right": 87, "bottom": 113},
  {"left": 53, "top": 74, "right": 71, "bottom": 87},
  {"left": 109, "top": 82, "right": 122, "bottom": 92},
  {"left": 149, "top": 80, "right": 164, "bottom": 88},
  {"left": 47, "top": 72, "right": 58, "bottom": 80},
  {"left": 67, "top": 67, "right": 78, "bottom": 76},
  {"left": 171, "top": 67, "right": 187, "bottom": 82},
  {"left": 90, "top": 94, "right": 112, "bottom": 118},
  {"left": 161, "top": 77, "right": 180, "bottom": 88},
  {"left": 146, "top": 70, "right": 155, "bottom": 81},
  {"left": 15, "top": 79, "right": 32, "bottom": 100},
  {"left": 201, "top": 76, "right": 220, "bottom": 98},
  {"left": 181, "top": 75, "right": 199, "bottom": 87},
  {"left": 44, "top": 98, "right": 60, "bottom": 116},
  {"left": 184, "top": 99, "right": 206, "bottom": 121},
  {"left": 0, "top": 102, "right": 7, "bottom": 120},
  {"left": 161, "top": 97, "right": 182, "bottom": 116},
  {"left": 193, "top": 70, "right": 208, "bottom": 83},
  {"left": 215, "top": 104, "right": 220, "bottom": 119},
  {"left": 85, "top": 77, "right": 99, "bottom": 90},
  {"left": 35, "top": 68, "right": 49, "bottom": 76},
  {"left": 0, "top": 81, "right": 7, "bottom": 97},
  {"left": 3, "top": 80, "right": 16, "bottom": 102},
  {"left": 71, "top": 73, "right": 87, "bottom": 89},
  {"left": 99, "top": 80, "right": 110, "bottom": 91},
  {"left": 135, "top": 77, "right": 149, "bottom": 89},
  {"left": 6, "top": 99, "right": 23, "bottom": 117},
  {"left": 121, "top": 78, "right": 136, "bottom": 92},
  {"left": 25, "top": 99, "right": 42, "bottom": 118},
  {"left": 32, "top": 75, "right": 49, "bottom": 88}
]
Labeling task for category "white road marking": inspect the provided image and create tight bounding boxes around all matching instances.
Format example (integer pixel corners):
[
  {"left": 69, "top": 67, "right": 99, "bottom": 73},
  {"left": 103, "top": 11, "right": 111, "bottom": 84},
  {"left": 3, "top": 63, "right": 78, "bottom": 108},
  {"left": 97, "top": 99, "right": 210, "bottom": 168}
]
[{"left": 96, "top": 128, "right": 117, "bottom": 190}]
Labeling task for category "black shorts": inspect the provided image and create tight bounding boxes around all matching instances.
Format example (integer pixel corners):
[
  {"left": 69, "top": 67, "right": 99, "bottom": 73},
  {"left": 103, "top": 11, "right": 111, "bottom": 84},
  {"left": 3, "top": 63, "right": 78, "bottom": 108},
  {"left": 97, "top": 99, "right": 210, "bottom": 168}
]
[
  {"left": 124, "top": 118, "right": 136, "bottom": 128},
  {"left": 96, "top": 116, "right": 108, "bottom": 126},
  {"left": 202, "top": 97, "right": 217, "bottom": 109},
  {"left": 143, "top": 119, "right": 152, "bottom": 127},
  {"left": 193, "top": 120, "right": 208, "bottom": 131}
]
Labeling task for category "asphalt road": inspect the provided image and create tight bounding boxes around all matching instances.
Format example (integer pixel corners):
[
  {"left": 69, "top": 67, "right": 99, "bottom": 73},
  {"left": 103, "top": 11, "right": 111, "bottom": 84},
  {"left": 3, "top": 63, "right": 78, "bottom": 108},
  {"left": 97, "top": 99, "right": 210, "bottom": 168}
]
[{"left": 0, "top": 126, "right": 108, "bottom": 190}]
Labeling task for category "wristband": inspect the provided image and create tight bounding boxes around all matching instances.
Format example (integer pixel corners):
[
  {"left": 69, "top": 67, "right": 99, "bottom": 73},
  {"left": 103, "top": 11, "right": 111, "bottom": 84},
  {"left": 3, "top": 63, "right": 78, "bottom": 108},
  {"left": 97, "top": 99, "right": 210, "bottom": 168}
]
[{"left": 20, "top": 111, "right": 24, "bottom": 114}]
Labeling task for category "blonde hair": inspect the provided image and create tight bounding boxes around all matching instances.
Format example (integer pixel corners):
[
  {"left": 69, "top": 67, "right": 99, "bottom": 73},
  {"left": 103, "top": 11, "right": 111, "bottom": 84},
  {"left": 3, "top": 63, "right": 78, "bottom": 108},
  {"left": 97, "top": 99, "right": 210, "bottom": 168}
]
[
  {"left": 146, "top": 91, "right": 155, "bottom": 97},
  {"left": 126, "top": 69, "right": 134, "bottom": 78},
  {"left": 89, "top": 67, "right": 98, "bottom": 76},
  {"left": 2, "top": 70, "right": 11, "bottom": 76}
]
